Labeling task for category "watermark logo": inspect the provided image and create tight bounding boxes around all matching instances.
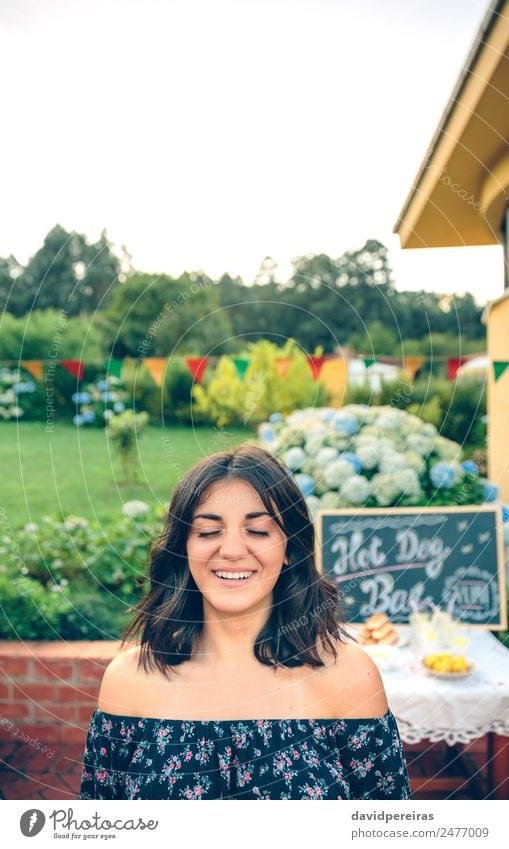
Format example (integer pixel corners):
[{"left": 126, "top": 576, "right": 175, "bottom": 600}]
[{"left": 20, "top": 809, "right": 46, "bottom": 837}]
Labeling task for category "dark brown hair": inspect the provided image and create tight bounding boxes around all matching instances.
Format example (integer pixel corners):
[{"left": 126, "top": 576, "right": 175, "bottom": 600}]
[{"left": 121, "top": 443, "right": 346, "bottom": 678}]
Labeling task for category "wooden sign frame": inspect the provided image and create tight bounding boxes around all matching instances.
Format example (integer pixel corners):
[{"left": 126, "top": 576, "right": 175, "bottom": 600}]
[{"left": 315, "top": 504, "right": 507, "bottom": 630}]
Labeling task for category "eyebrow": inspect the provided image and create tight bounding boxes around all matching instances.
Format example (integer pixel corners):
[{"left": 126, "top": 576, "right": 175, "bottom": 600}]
[{"left": 192, "top": 511, "right": 272, "bottom": 521}]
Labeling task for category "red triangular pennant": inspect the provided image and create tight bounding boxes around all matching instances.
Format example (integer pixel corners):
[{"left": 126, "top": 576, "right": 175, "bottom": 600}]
[
  {"left": 60, "top": 359, "right": 84, "bottom": 380},
  {"left": 185, "top": 357, "right": 209, "bottom": 383}
]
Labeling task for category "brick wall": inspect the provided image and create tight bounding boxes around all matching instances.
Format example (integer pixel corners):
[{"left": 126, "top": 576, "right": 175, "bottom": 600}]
[{"left": 0, "top": 641, "right": 120, "bottom": 745}]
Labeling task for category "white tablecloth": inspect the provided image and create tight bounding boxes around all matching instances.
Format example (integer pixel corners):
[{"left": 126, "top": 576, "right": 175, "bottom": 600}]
[{"left": 352, "top": 630, "right": 509, "bottom": 745}]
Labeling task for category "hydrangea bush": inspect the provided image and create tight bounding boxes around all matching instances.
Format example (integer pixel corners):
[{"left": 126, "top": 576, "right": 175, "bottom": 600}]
[
  {"left": 0, "top": 501, "right": 161, "bottom": 640},
  {"left": 257, "top": 405, "right": 500, "bottom": 519},
  {"left": 0, "top": 367, "right": 38, "bottom": 420},
  {"left": 72, "top": 375, "right": 130, "bottom": 426}
]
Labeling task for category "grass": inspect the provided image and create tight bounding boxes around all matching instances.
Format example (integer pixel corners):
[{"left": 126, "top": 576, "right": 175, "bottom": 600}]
[{"left": 0, "top": 422, "right": 252, "bottom": 529}]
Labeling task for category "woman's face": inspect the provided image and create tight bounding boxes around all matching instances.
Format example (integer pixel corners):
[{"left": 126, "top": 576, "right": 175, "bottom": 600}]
[{"left": 186, "top": 478, "right": 288, "bottom": 616}]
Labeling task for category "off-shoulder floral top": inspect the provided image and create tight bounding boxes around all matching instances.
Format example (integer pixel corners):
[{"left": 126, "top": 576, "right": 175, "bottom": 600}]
[{"left": 80, "top": 707, "right": 411, "bottom": 800}]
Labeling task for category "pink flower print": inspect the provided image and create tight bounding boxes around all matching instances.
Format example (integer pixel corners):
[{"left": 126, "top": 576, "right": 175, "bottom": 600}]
[{"left": 100, "top": 747, "right": 107, "bottom": 756}]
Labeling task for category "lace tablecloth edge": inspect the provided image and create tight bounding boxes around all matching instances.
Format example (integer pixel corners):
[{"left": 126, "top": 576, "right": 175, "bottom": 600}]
[{"left": 396, "top": 718, "right": 509, "bottom": 745}]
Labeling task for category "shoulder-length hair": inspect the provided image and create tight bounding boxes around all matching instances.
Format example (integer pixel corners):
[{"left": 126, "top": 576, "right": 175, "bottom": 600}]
[{"left": 121, "top": 442, "right": 346, "bottom": 678}]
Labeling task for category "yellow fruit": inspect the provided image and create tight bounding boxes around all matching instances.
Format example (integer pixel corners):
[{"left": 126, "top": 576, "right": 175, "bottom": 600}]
[
  {"left": 433, "top": 658, "right": 451, "bottom": 672},
  {"left": 424, "top": 655, "right": 437, "bottom": 668},
  {"left": 450, "top": 657, "right": 469, "bottom": 673}
]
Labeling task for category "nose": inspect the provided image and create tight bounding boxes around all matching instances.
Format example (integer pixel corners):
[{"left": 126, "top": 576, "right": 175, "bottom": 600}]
[{"left": 219, "top": 528, "right": 249, "bottom": 560}]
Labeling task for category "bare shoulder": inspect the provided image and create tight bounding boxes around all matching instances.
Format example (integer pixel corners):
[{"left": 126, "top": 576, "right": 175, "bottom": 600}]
[
  {"left": 318, "top": 636, "right": 389, "bottom": 719},
  {"left": 97, "top": 644, "right": 149, "bottom": 715}
]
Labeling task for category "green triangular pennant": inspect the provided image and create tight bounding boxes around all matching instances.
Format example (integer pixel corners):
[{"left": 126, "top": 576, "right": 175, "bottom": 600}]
[
  {"left": 232, "top": 358, "right": 250, "bottom": 380},
  {"left": 493, "top": 361, "right": 509, "bottom": 382},
  {"left": 363, "top": 357, "right": 377, "bottom": 368},
  {"left": 104, "top": 358, "right": 124, "bottom": 379}
]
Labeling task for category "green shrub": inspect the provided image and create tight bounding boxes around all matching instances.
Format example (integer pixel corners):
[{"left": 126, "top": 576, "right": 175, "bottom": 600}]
[
  {"left": 192, "top": 339, "right": 331, "bottom": 428},
  {"left": 0, "top": 573, "right": 72, "bottom": 640}
]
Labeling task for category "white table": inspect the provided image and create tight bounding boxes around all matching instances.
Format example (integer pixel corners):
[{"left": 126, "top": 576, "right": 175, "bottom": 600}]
[{"left": 348, "top": 628, "right": 509, "bottom": 798}]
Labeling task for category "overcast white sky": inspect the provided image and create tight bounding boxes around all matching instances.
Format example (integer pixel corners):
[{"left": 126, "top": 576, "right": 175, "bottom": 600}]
[{"left": 0, "top": 0, "right": 504, "bottom": 304}]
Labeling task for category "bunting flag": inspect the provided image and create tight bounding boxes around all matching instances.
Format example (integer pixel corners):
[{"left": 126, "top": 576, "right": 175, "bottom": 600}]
[
  {"left": 232, "top": 358, "right": 250, "bottom": 381},
  {"left": 60, "top": 360, "right": 84, "bottom": 380},
  {"left": 493, "top": 361, "right": 509, "bottom": 382},
  {"left": 363, "top": 357, "right": 377, "bottom": 368},
  {"left": 403, "top": 355, "right": 425, "bottom": 380},
  {"left": 143, "top": 358, "right": 167, "bottom": 386},
  {"left": 185, "top": 357, "right": 209, "bottom": 384},
  {"left": 318, "top": 358, "right": 348, "bottom": 407},
  {"left": 274, "top": 357, "right": 293, "bottom": 379},
  {"left": 307, "top": 355, "right": 327, "bottom": 380},
  {"left": 447, "top": 357, "right": 469, "bottom": 380},
  {"left": 21, "top": 360, "right": 44, "bottom": 381},
  {"left": 104, "top": 358, "right": 124, "bottom": 379}
]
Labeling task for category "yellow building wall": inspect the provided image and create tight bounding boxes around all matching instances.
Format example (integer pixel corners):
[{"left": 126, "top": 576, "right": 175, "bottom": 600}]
[{"left": 487, "top": 295, "right": 509, "bottom": 501}]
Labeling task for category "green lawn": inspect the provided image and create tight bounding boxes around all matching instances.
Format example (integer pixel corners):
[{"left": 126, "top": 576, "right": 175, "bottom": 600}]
[{"left": 1, "top": 422, "right": 252, "bottom": 528}]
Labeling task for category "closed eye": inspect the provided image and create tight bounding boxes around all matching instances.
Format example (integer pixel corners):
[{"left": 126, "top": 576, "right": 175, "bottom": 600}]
[{"left": 197, "top": 530, "right": 269, "bottom": 537}]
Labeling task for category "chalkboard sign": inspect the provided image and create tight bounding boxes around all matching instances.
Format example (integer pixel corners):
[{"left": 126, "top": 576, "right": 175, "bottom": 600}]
[{"left": 315, "top": 505, "right": 507, "bottom": 629}]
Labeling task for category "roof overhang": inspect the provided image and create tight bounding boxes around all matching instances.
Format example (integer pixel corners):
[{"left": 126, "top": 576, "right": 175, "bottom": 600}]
[{"left": 394, "top": 0, "right": 509, "bottom": 249}]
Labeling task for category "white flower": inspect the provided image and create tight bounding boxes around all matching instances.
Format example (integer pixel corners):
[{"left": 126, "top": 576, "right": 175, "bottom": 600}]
[
  {"left": 315, "top": 446, "right": 339, "bottom": 468},
  {"left": 379, "top": 451, "right": 408, "bottom": 474},
  {"left": 323, "top": 458, "right": 355, "bottom": 490},
  {"left": 282, "top": 447, "right": 306, "bottom": 471},
  {"left": 23, "top": 523, "right": 39, "bottom": 533},
  {"left": 371, "top": 473, "right": 402, "bottom": 506},
  {"left": 64, "top": 515, "right": 89, "bottom": 530},
  {"left": 355, "top": 441, "right": 379, "bottom": 470},
  {"left": 340, "top": 475, "right": 372, "bottom": 505},
  {"left": 121, "top": 500, "right": 150, "bottom": 518}
]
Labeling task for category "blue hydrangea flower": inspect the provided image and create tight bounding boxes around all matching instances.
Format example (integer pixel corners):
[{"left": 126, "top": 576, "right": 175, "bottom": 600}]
[
  {"left": 269, "top": 413, "right": 283, "bottom": 423},
  {"left": 429, "top": 462, "right": 458, "bottom": 489},
  {"left": 339, "top": 452, "right": 362, "bottom": 473},
  {"left": 481, "top": 479, "right": 499, "bottom": 502},
  {"left": 461, "top": 460, "right": 479, "bottom": 477},
  {"left": 259, "top": 423, "right": 277, "bottom": 443},
  {"left": 97, "top": 380, "right": 110, "bottom": 391},
  {"left": 82, "top": 410, "right": 96, "bottom": 423},
  {"left": 294, "top": 473, "right": 315, "bottom": 497},
  {"left": 14, "top": 382, "right": 34, "bottom": 394},
  {"left": 73, "top": 414, "right": 85, "bottom": 426},
  {"left": 283, "top": 447, "right": 306, "bottom": 471},
  {"left": 102, "top": 392, "right": 114, "bottom": 402},
  {"left": 113, "top": 401, "right": 125, "bottom": 413},
  {"left": 331, "top": 412, "right": 359, "bottom": 436}
]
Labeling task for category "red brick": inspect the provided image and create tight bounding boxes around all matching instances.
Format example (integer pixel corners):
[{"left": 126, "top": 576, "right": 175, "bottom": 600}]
[
  {"left": 65, "top": 681, "right": 100, "bottom": 701},
  {"left": 12, "top": 683, "right": 56, "bottom": 702},
  {"left": 77, "top": 704, "right": 96, "bottom": 723},
  {"left": 58, "top": 726, "right": 88, "bottom": 745},
  {"left": 0, "top": 682, "right": 12, "bottom": 699},
  {"left": 0, "top": 658, "right": 31, "bottom": 678},
  {"left": 0, "top": 700, "right": 32, "bottom": 720},
  {"left": 32, "top": 660, "right": 75, "bottom": 681},
  {"left": 26, "top": 747, "right": 58, "bottom": 772},
  {"left": 32, "top": 702, "right": 78, "bottom": 723},
  {"left": 76, "top": 660, "right": 107, "bottom": 682}
]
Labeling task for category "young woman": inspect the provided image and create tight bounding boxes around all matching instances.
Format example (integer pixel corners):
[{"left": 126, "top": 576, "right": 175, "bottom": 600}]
[{"left": 80, "top": 443, "right": 411, "bottom": 800}]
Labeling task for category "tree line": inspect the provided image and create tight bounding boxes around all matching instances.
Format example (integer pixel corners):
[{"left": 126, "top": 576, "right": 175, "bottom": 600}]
[{"left": 0, "top": 226, "right": 485, "bottom": 359}]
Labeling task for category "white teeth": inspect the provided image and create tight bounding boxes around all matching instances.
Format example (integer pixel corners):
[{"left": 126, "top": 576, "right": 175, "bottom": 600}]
[{"left": 214, "top": 571, "right": 254, "bottom": 580}]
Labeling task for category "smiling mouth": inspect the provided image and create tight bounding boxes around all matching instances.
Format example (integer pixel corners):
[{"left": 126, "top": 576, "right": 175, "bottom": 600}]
[{"left": 212, "top": 570, "right": 256, "bottom": 583}]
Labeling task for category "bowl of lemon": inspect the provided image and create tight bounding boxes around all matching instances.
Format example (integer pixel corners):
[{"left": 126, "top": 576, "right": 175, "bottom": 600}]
[{"left": 422, "top": 653, "right": 475, "bottom": 679}]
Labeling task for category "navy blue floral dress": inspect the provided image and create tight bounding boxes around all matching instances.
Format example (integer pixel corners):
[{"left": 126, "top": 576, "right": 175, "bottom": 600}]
[{"left": 80, "top": 707, "right": 411, "bottom": 800}]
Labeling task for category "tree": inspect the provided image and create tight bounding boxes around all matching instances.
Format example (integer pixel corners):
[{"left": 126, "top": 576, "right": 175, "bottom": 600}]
[
  {"left": 100, "top": 272, "right": 233, "bottom": 357},
  {"left": 13, "top": 225, "right": 127, "bottom": 316},
  {"left": 0, "top": 254, "right": 25, "bottom": 317}
]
